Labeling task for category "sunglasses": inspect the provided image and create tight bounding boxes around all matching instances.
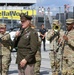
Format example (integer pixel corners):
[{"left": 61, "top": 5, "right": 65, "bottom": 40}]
[{"left": 21, "top": 20, "right": 27, "bottom": 23}]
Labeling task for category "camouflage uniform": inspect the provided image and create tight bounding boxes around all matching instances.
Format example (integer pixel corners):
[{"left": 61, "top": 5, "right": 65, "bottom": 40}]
[
  {"left": 62, "top": 19, "right": 74, "bottom": 75},
  {"left": 0, "top": 23, "right": 12, "bottom": 75},
  {"left": 31, "top": 25, "right": 41, "bottom": 75},
  {"left": 46, "top": 20, "right": 64, "bottom": 75},
  {"left": 34, "top": 32, "right": 41, "bottom": 75}
]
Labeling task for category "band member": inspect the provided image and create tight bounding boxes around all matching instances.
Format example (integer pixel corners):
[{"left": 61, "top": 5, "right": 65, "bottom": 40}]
[
  {"left": 31, "top": 25, "right": 41, "bottom": 75},
  {"left": 46, "top": 20, "right": 64, "bottom": 75},
  {"left": 62, "top": 18, "right": 74, "bottom": 75},
  {"left": 0, "top": 23, "right": 12, "bottom": 75}
]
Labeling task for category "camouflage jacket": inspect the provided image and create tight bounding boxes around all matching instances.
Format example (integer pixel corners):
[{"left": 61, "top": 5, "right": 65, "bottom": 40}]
[
  {"left": 46, "top": 29, "right": 64, "bottom": 50},
  {"left": 64, "top": 29, "right": 74, "bottom": 51},
  {"left": 63, "top": 29, "right": 74, "bottom": 65},
  {"left": 0, "top": 33, "right": 12, "bottom": 55}
]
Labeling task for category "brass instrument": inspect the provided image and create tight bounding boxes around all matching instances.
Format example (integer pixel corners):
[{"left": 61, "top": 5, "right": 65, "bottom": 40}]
[{"left": 52, "top": 24, "right": 60, "bottom": 32}]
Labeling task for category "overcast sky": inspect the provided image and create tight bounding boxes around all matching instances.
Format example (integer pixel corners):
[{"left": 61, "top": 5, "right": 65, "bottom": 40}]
[
  {"left": 36, "top": 0, "right": 74, "bottom": 15},
  {"left": 37, "top": 0, "right": 74, "bottom": 7}
]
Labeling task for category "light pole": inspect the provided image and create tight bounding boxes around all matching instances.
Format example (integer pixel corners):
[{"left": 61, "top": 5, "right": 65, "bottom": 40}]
[
  {"left": 47, "top": 7, "right": 52, "bottom": 28},
  {"left": 64, "top": 4, "right": 69, "bottom": 30},
  {"left": 42, "top": 7, "right": 46, "bottom": 27},
  {"left": 73, "top": 6, "right": 74, "bottom": 19},
  {"left": 38, "top": 7, "right": 46, "bottom": 28},
  {"left": 59, "top": 7, "right": 61, "bottom": 23},
  {"left": 32, "top": 7, "right": 34, "bottom": 25}
]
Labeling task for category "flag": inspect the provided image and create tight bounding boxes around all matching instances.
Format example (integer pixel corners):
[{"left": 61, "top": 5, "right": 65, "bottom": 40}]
[{"left": 64, "top": 4, "right": 70, "bottom": 13}]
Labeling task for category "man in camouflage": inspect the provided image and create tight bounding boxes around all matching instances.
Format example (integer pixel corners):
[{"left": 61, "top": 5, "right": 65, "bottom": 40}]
[
  {"left": 0, "top": 23, "right": 12, "bottom": 75},
  {"left": 14, "top": 13, "right": 38, "bottom": 75},
  {"left": 31, "top": 25, "right": 41, "bottom": 75},
  {"left": 46, "top": 20, "right": 64, "bottom": 75},
  {"left": 62, "top": 18, "right": 74, "bottom": 75}
]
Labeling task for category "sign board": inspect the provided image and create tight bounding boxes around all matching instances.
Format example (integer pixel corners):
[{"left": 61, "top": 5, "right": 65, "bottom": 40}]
[{"left": 0, "top": 10, "right": 36, "bottom": 20}]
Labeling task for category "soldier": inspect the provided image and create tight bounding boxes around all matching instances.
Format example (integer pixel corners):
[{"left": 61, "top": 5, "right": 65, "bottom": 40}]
[
  {"left": 0, "top": 23, "right": 12, "bottom": 75},
  {"left": 62, "top": 18, "right": 74, "bottom": 75},
  {"left": 31, "top": 24, "right": 41, "bottom": 75},
  {"left": 46, "top": 20, "right": 64, "bottom": 75},
  {"left": 14, "top": 13, "right": 38, "bottom": 75}
]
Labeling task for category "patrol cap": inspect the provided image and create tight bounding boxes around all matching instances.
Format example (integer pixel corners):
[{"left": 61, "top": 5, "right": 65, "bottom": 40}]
[
  {"left": 20, "top": 13, "right": 32, "bottom": 21},
  {"left": 66, "top": 18, "right": 74, "bottom": 24},
  {"left": 52, "top": 19, "right": 59, "bottom": 25},
  {"left": 0, "top": 23, "right": 6, "bottom": 28},
  {"left": 52, "top": 19, "right": 61, "bottom": 26}
]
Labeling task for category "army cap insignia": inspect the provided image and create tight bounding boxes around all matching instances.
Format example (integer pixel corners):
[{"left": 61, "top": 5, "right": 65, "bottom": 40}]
[
  {"left": 0, "top": 23, "right": 6, "bottom": 28},
  {"left": 20, "top": 13, "right": 32, "bottom": 21},
  {"left": 66, "top": 18, "right": 74, "bottom": 24}
]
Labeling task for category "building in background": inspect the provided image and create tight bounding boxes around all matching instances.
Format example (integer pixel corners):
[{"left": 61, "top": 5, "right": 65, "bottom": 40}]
[
  {"left": 0, "top": 0, "right": 37, "bottom": 30},
  {"left": 0, "top": 0, "right": 53, "bottom": 30},
  {"left": 56, "top": 12, "right": 74, "bottom": 30},
  {"left": 0, "top": 0, "right": 36, "bottom": 6}
]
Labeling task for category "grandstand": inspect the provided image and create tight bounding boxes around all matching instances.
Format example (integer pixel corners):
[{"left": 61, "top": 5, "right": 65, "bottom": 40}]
[
  {"left": 0, "top": 0, "right": 36, "bottom": 6},
  {"left": 0, "top": 0, "right": 37, "bottom": 30},
  {"left": 0, "top": 0, "right": 51, "bottom": 29}
]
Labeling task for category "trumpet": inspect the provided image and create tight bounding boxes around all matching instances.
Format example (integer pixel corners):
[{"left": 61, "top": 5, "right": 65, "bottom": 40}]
[{"left": 52, "top": 24, "right": 60, "bottom": 32}]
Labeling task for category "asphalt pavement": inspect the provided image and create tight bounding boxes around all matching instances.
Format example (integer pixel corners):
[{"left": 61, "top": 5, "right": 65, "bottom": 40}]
[{"left": 8, "top": 41, "right": 52, "bottom": 75}]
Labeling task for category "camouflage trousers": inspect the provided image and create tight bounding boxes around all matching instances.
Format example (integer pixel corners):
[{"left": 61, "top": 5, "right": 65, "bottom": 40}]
[
  {"left": 2, "top": 54, "right": 11, "bottom": 75},
  {"left": 62, "top": 49, "right": 74, "bottom": 75},
  {"left": 49, "top": 49, "right": 62, "bottom": 75},
  {"left": 34, "top": 51, "right": 41, "bottom": 75},
  {"left": 49, "top": 48, "right": 74, "bottom": 75},
  {"left": 0, "top": 55, "right": 2, "bottom": 74}
]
